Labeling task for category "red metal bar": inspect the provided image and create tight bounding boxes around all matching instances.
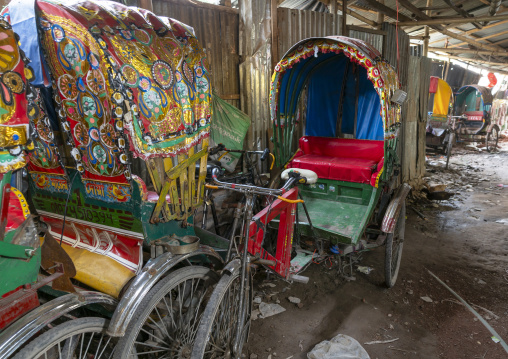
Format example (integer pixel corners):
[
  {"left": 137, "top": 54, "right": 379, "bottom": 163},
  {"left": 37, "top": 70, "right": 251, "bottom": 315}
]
[{"left": 247, "top": 187, "right": 298, "bottom": 279}]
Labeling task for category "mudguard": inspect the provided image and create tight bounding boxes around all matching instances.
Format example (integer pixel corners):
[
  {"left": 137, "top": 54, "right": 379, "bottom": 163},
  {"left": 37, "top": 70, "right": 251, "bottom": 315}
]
[
  {"left": 381, "top": 183, "right": 411, "bottom": 234},
  {"left": 107, "top": 245, "right": 223, "bottom": 337},
  {"left": 0, "top": 291, "right": 116, "bottom": 359}
]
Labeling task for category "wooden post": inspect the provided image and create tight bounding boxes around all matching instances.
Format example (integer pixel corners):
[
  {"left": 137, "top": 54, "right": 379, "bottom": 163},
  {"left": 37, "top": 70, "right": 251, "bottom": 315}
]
[
  {"left": 376, "top": 0, "right": 384, "bottom": 30},
  {"left": 331, "top": 0, "right": 337, "bottom": 14},
  {"left": 423, "top": 0, "right": 432, "bottom": 56},
  {"left": 342, "top": 0, "right": 348, "bottom": 36},
  {"left": 271, "top": 0, "right": 279, "bottom": 70},
  {"left": 138, "top": 0, "right": 153, "bottom": 12}
]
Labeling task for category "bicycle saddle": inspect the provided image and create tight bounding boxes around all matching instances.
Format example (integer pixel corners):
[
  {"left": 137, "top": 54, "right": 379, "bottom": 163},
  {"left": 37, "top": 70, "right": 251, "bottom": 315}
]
[
  {"left": 281, "top": 168, "right": 318, "bottom": 184},
  {"left": 195, "top": 160, "right": 223, "bottom": 179}
]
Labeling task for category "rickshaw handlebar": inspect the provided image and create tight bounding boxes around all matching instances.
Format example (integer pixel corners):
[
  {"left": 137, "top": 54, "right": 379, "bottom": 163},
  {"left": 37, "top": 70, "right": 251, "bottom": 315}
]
[{"left": 207, "top": 167, "right": 304, "bottom": 201}]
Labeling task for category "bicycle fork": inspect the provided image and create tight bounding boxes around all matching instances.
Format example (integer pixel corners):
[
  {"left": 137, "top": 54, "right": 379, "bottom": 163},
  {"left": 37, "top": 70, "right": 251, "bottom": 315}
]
[{"left": 233, "top": 194, "right": 255, "bottom": 357}]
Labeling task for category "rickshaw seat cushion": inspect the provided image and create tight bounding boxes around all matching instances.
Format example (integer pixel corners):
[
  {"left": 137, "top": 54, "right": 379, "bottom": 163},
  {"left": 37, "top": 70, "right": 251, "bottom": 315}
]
[
  {"left": 289, "top": 136, "right": 384, "bottom": 184},
  {"left": 298, "top": 136, "right": 384, "bottom": 161},
  {"left": 147, "top": 191, "right": 171, "bottom": 203}
]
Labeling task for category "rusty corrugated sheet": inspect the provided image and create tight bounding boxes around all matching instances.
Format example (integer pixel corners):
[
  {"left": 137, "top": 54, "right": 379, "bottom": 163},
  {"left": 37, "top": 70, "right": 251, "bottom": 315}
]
[
  {"left": 152, "top": 0, "right": 241, "bottom": 109},
  {"left": 277, "top": 8, "right": 342, "bottom": 57}
]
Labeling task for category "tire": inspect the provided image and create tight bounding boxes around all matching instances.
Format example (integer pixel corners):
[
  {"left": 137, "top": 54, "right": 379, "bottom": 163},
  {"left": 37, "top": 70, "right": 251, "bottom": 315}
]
[
  {"left": 486, "top": 127, "right": 499, "bottom": 152},
  {"left": 445, "top": 132, "right": 454, "bottom": 169},
  {"left": 114, "top": 266, "right": 219, "bottom": 359},
  {"left": 191, "top": 271, "right": 251, "bottom": 359},
  {"left": 12, "top": 317, "right": 114, "bottom": 359},
  {"left": 385, "top": 202, "right": 405, "bottom": 288}
]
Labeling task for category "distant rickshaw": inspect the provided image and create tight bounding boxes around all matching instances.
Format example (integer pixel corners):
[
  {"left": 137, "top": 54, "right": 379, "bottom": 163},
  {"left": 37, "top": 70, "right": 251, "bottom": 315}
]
[
  {"left": 427, "top": 76, "right": 454, "bottom": 168},
  {"left": 454, "top": 85, "right": 498, "bottom": 152}
]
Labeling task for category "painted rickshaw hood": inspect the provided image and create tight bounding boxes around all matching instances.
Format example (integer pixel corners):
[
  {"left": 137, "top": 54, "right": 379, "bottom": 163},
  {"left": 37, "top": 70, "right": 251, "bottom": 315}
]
[
  {"left": 270, "top": 36, "right": 402, "bottom": 140},
  {"left": 456, "top": 84, "right": 494, "bottom": 105}
]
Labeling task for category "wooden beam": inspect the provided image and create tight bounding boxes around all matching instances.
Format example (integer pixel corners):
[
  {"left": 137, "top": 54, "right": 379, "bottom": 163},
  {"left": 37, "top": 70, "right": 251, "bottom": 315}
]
[
  {"left": 271, "top": 0, "right": 278, "bottom": 69},
  {"left": 428, "top": 19, "right": 508, "bottom": 45},
  {"left": 397, "top": 0, "right": 506, "bottom": 52},
  {"left": 423, "top": 0, "right": 432, "bottom": 56},
  {"left": 376, "top": 0, "right": 384, "bottom": 30},
  {"left": 436, "top": 54, "right": 508, "bottom": 66},
  {"left": 397, "top": 13, "right": 508, "bottom": 26},
  {"left": 449, "top": 28, "right": 508, "bottom": 48},
  {"left": 441, "top": 0, "right": 482, "bottom": 29},
  {"left": 361, "top": 0, "right": 413, "bottom": 23},
  {"left": 336, "top": 1, "right": 378, "bottom": 27},
  {"left": 428, "top": 47, "right": 508, "bottom": 56},
  {"left": 342, "top": 0, "right": 348, "bottom": 35}
]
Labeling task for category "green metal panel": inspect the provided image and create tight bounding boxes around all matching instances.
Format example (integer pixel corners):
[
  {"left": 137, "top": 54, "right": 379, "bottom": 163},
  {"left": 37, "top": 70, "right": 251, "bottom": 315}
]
[
  {"left": 0, "top": 246, "right": 41, "bottom": 297},
  {"left": 297, "top": 180, "right": 381, "bottom": 245}
]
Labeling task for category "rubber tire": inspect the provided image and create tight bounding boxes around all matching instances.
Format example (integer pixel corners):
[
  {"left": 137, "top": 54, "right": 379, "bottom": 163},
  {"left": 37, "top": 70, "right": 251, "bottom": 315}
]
[
  {"left": 385, "top": 202, "right": 406, "bottom": 288},
  {"left": 114, "top": 266, "right": 219, "bottom": 359},
  {"left": 445, "top": 132, "right": 454, "bottom": 169},
  {"left": 12, "top": 317, "right": 110, "bottom": 359},
  {"left": 191, "top": 271, "right": 251, "bottom": 359},
  {"left": 486, "top": 127, "right": 499, "bottom": 153}
]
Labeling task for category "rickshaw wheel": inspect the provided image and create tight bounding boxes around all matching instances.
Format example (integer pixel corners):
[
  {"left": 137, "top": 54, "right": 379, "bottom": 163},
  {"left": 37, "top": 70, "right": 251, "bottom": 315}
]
[
  {"left": 384, "top": 202, "right": 406, "bottom": 288},
  {"left": 486, "top": 127, "right": 499, "bottom": 153},
  {"left": 191, "top": 271, "right": 252, "bottom": 359},
  {"left": 12, "top": 317, "right": 114, "bottom": 359},
  {"left": 445, "top": 132, "right": 454, "bottom": 169},
  {"left": 114, "top": 266, "right": 219, "bottom": 359}
]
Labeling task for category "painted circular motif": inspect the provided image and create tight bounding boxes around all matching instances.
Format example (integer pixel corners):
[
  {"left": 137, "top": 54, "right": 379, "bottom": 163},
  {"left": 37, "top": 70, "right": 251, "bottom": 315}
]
[
  {"left": 121, "top": 64, "right": 139, "bottom": 88},
  {"left": 133, "top": 29, "right": 151, "bottom": 45},
  {"left": 114, "top": 106, "right": 123, "bottom": 118},
  {"left": 119, "top": 153, "right": 128, "bottom": 164},
  {"left": 89, "top": 127, "right": 100, "bottom": 142},
  {"left": 74, "top": 123, "right": 89, "bottom": 145},
  {"left": 100, "top": 124, "right": 115, "bottom": 148},
  {"left": 24, "top": 66, "right": 35, "bottom": 82},
  {"left": 93, "top": 144, "right": 107, "bottom": 163},
  {"left": 37, "top": 120, "right": 53, "bottom": 142},
  {"left": 2, "top": 71, "right": 24, "bottom": 94},
  {"left": 195, "top": 66, "right": 204, "bottom": 78},
  {"left": 86, "top": 69, "right": 105, "bottom": 95},
  {"left": 151, "top": 60, "right": 173, "bottom": 90},
  {"left": 115, "top": 120, "right": 123, "bottom": 131},
  {"left": 58, "top": 74, "right": 78, "bottom": 99},
  {"left": 138, "top": 76, "right": 152, "bottom": 92},
  {"left": 182, "top": 62, "right": 194, "bottom": 84}
]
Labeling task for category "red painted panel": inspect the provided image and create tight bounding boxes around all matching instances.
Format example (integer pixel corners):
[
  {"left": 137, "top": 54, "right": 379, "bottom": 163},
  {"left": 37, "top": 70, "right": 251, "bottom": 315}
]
[{"left": 0, "top": 287, "right": 39, "bottom": 330}]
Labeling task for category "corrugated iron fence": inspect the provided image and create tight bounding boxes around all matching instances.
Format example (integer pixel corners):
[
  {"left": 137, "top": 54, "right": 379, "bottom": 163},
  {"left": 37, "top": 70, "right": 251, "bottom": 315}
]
[{"left": 152, "top": 0, "right": 241, "bottom": 109}]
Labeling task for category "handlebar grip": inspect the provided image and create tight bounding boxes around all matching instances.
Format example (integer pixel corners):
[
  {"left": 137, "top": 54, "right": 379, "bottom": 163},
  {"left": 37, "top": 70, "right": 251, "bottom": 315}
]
[
  {"left": 209, "top": 143, "right": 225, "bottom": 155},
  {"left": 260, "top": 148, "right": 270, "bottom": 161},
  {"left": 276, "top": 196, "right": 304, "bottom": 204}
]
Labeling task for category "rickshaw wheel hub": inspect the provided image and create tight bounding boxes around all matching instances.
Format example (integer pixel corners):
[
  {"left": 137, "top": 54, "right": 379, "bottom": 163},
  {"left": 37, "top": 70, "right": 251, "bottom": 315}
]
[{"left": 179, "top": 344, "right": 192, "bottom": 358}]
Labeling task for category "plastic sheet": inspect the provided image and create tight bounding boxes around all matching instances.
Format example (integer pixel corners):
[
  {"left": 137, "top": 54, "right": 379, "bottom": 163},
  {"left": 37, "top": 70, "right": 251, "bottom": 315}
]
[{"left": 307, "top": 334, "right": 370, "bottom": 359}]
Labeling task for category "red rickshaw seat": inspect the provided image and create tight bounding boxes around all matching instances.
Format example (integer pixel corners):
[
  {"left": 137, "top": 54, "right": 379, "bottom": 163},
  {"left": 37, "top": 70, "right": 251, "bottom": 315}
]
[
  {"left": 289, "top": 136, "right": 384, "bottom": 184},
  {"left": 464, "top": 111, "right": 484, "bottom": 121}
]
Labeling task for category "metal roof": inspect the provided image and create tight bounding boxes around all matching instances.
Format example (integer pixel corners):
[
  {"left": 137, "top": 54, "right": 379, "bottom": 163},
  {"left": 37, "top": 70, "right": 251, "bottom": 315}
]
[{"left": 278, "top": 0, "right": 508, "bottom": 73}]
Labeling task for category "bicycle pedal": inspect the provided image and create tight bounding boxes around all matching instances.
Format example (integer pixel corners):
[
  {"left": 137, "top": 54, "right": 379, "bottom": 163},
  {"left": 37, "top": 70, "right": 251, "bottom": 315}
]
[{"left": 289, "top": 274, "right": 309, "bottom": 284}]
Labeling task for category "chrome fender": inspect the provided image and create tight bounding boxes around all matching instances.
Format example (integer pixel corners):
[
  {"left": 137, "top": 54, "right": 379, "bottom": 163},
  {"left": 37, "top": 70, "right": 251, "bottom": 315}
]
[
  {"left": 381, "top": 183, "right": 411, "bottom": 234},
  {"left": 0, "top": 291, "right": 116, "bottom": 359},
  {"left": 107, "top": 245, "right": 223, "bottom": 337}
]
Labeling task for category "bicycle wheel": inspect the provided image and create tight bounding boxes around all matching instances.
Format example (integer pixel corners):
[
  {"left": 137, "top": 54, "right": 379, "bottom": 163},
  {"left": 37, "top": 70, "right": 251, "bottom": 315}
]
[
  {"left": 12, "top": 317, "right": 114, "bottom": 359},
  {"left": 445, "top": 132, "right": 454, "bottom": 169},
  {"left": 486, "top": 127, "right": 498, "bottom": 152},
  {"left": 114, "top": 266, "right": 218, "bottom": 359},
  {"left": 385, "top": 202, "right": 406, "bottom": 288},
  {"left": 191, "top": 271, "right": 251, "bottom": 359}
]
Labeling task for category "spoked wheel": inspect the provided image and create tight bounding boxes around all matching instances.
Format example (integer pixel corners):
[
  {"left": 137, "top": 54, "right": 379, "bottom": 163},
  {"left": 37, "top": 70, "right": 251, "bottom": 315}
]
[
  {"left": 114, "top": 266, "right": 219, "bottom": 359},
  {"left": 445, "top": 132, "right": 454, "bottom": 169},
  {"left": 191, "top": 271, "right": 252, "bottom": 359},
  {"left": 384, "top": 202, "right": 406, "bottom": 288},
  {"left": 486, "top": 127, "right": 499, "bottom": 152},
  {"left": 12, "top": 317, "right": 114, "bottom": 359}
]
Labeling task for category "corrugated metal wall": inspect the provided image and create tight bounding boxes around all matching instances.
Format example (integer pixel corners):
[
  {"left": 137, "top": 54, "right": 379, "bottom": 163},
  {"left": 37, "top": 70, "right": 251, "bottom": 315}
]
[
  {"left": 349, "top": 30, "right": 384, "bottom": 53},
  {"left": 276, "top": 8, "right": 342, "bottom": 57},
  {"left": 152, "top": 0, "right": 241, "bottom": 109}
]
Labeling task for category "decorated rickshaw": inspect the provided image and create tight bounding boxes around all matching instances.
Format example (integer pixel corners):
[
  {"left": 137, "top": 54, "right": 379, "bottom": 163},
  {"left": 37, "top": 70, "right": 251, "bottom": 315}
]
[
  {"left": 427, "top": 76, "right": 455, "bottom": 168},
  {"left": 270, "top": 36, "right": 410, "bottom": 288},
  {"left": 454, "top": 84, "right": 498, "bottom": 152},
  {"left": 0, "top": 1, "right": 223, "bottom": 358}
]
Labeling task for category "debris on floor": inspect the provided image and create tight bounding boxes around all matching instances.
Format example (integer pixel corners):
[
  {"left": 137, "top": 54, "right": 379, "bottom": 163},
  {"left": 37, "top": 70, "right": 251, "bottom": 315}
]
[
  {"left": 258, "top": 302, "right": 286, "bottom": 318},
  {"left": 356, "top": 266, "right": 374, "bottom": 275},
  {"left": 307, "top": 334, "right": 370, "bottom": 359}
]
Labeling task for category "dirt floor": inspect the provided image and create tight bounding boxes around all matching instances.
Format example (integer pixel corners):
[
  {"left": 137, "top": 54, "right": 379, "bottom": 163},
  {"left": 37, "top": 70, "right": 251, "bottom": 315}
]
[{"left": 245, "top": 139, "right": 508, "bottom": 359}]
